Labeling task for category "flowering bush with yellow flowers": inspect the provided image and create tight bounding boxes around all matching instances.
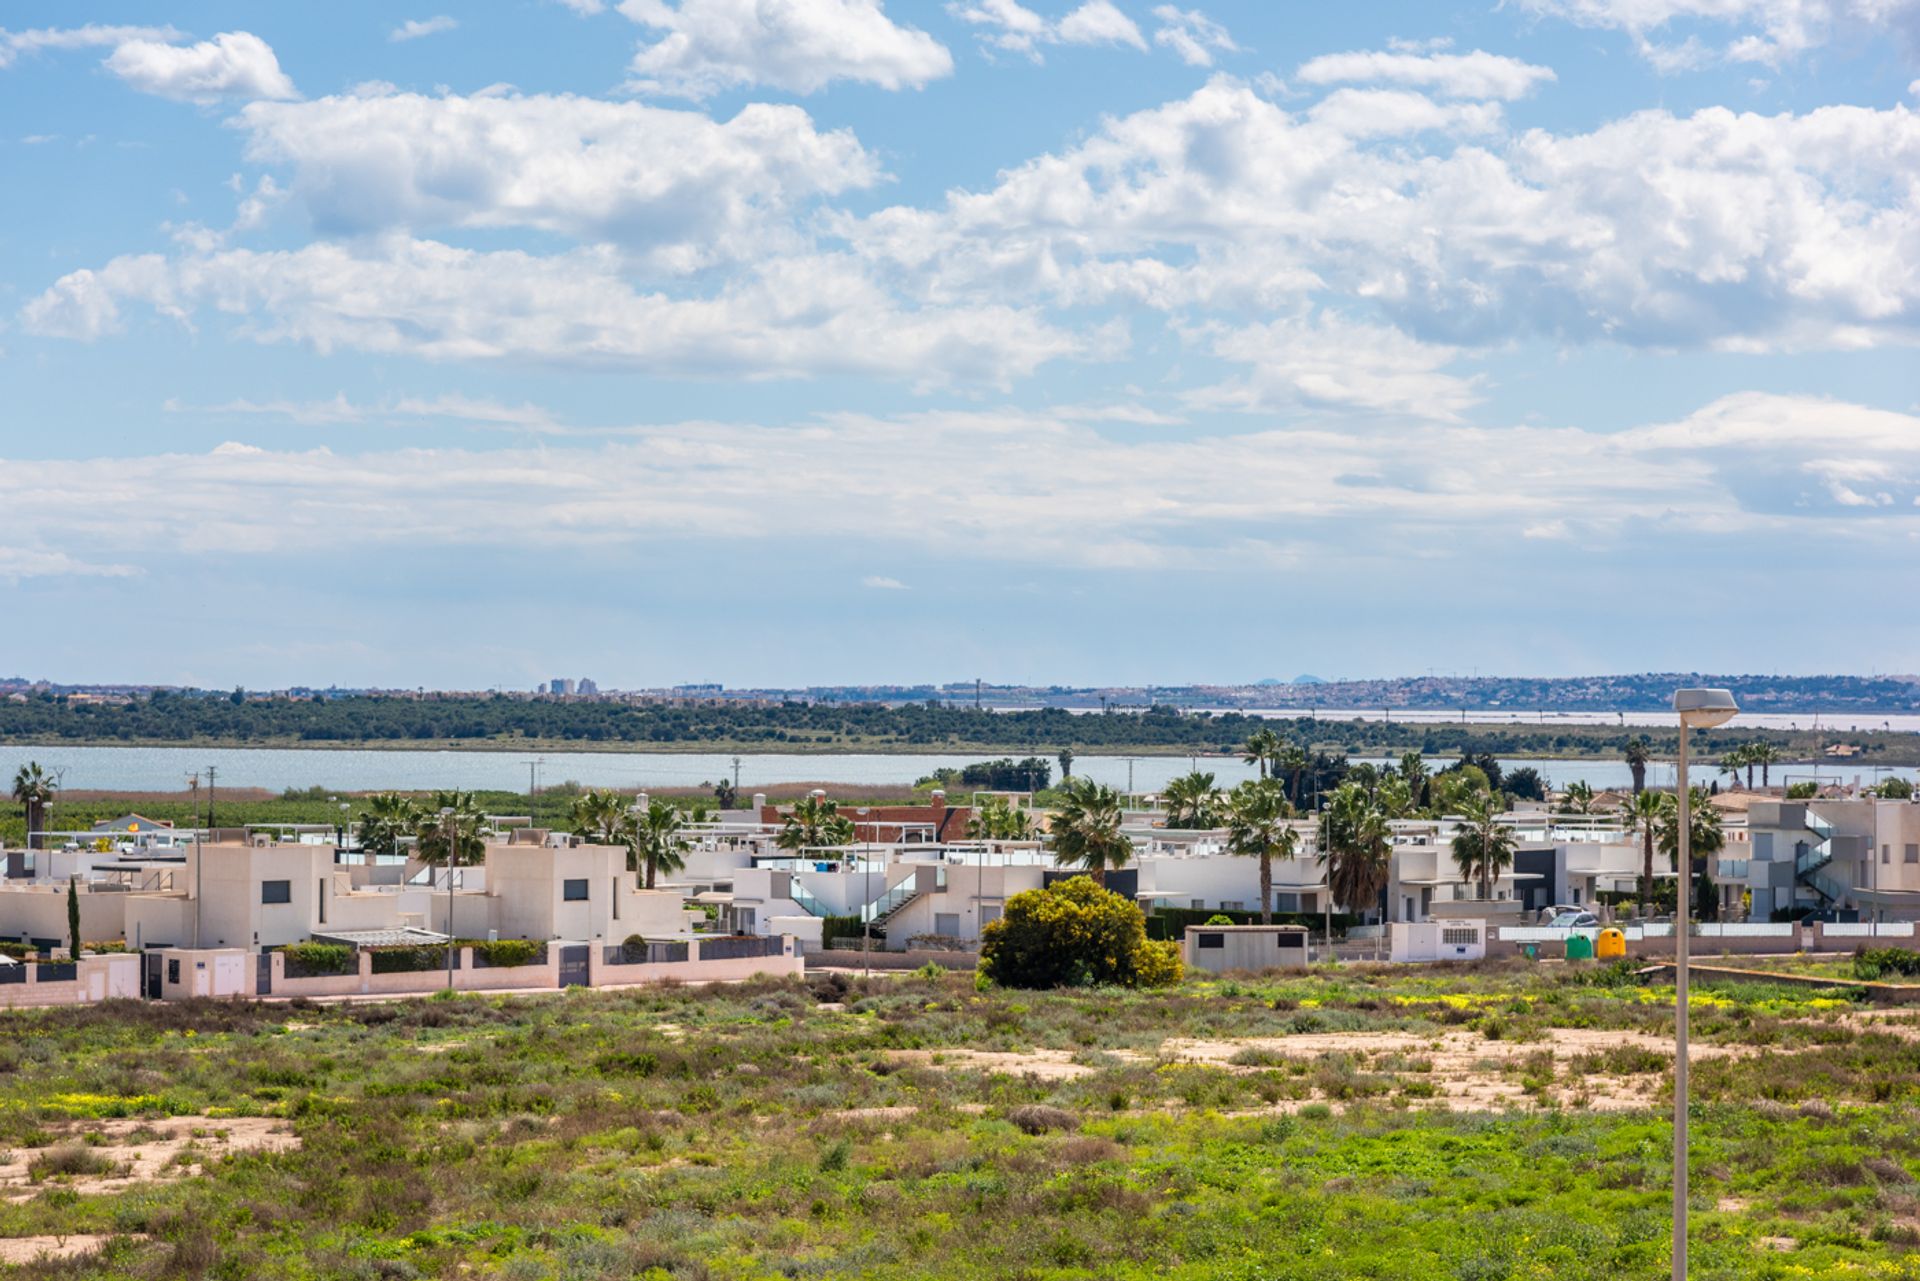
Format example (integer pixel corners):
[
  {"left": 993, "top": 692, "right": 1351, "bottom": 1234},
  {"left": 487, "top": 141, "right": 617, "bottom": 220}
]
[{"left": 978, "top": 876, "right": 1182, "bottom": 989}]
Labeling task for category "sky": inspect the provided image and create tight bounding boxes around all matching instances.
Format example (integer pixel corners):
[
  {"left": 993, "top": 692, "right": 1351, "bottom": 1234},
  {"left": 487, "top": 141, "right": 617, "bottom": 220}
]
[{"left": 3, "top": 0, "right": 1919, "bottom": 691}]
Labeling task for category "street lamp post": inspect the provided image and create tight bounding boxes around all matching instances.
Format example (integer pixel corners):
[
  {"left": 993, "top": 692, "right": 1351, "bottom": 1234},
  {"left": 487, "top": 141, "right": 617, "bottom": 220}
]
[
  {"left": 1672, "top": 688, "right": 1739, "bottom": 1281},
  {"left": 857, "top": 807, "right": 872, "bottom": 980},
  {"left": 439, "top": 805, "right": 458, "bottom": 991}
]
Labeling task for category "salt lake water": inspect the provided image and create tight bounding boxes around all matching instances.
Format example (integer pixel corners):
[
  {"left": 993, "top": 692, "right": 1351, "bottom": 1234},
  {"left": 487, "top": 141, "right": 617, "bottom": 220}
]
[{"left": 1, "top": 744, "right": 1911, "bottom": 797}]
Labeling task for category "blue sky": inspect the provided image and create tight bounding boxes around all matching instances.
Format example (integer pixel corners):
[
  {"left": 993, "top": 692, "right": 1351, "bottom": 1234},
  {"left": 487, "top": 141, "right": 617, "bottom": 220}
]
[{"left": 3, "top": 0, "right": 1919, "bottom": 690}]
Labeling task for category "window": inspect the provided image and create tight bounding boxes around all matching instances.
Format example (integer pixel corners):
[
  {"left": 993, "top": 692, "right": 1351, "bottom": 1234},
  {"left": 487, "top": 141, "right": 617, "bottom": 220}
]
[
  {"left": 1221, "top": 901, "right": 1245, "bottom": 912},
  {"left": 980, "top": 905, "right": 1001, "bottom": 926},
  {"left": 1885, "top": 844, "right": 1892, "bottom": 864},
  {"left": 1189, "top": 899, "right": 1206, "bottom": 910},
  {"left": 167, "top": 959, "right": 180, "bottom": 985},
  {"left": 562, "top": 878, "right": 589, "bottom": 901},
  {"left": 1197, "top": 932, "right": 1224, "bottom": 949},
  {"left": 1442, "top": 927, "right": 1479, "bottom": 946},
  {"left": 261, "top": 880, "right": 291, "bottom": 905},
  {"left": 611, "top": 880, "right": 620, "bottom": 919},
  {"left": 934, "top": 913, "right": 960, "bottom": 937},
  {"left": 1907, "top": 845, "right": 1918, "bottom": 866},
  {"left": 318, "top": 879, "right": 328, "bottom": 925}
]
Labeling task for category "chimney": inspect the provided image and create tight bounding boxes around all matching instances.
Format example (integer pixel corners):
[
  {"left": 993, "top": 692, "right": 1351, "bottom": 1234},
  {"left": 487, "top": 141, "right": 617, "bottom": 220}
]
[
  {"left": 752, "top": 792, "right": 766, "bottom": 811},
  {"left": 930, "top": 789, "right": 946, "bottom": 813}
]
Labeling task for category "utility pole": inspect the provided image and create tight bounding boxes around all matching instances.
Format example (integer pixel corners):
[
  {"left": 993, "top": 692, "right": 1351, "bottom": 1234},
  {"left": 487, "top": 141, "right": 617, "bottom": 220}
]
[
  {"left": 205, "top": 765, "right": 217, "bottom": 831},
  {"left": 523, "top": 757, "right": 543, "bottom": 814},
  {"left": 975, "top": 678, "right": 982, "bottom": 711},
  {"left": 732, "top": 756, "right": 742, "bottom": 791}
]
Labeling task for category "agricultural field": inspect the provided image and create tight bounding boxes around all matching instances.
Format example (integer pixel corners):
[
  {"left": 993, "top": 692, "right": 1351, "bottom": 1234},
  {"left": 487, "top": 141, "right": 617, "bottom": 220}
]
[{"left": 0, "top": 962, "right": 1918, "bottom": 1278}]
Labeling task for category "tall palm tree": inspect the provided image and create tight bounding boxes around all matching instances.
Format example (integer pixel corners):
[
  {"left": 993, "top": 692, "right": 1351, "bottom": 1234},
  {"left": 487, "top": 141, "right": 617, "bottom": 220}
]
[
  {"left": 1450, "top": 790, "right": 1517, "bottom": 900},
  {"left": 1624, "top": 737, "right": 1651, "bottom": 796},
  {"left": 415, "top": 790, "right": 487, "bottom": 869},
  {"left": 1056, "top": 748, "right": 1075, "bottom": 782},
  {"left": 627, "top": 797, "right": 689, "bottom": 888},
  {"left": 1655, "top": 786, "right": 1725, "bottom": 919},
  {"left": 775, "top": 794, "right": 855, "bottom": 853},
  {"left": 1397, "top": 751, "right": 1427, "bottom": 811},
  {"left": 1226, "top": 779, "right": 1298, "bottom": 924},
  {"left": 1276, "top": 745, "right": 1311, "bottom": 809},
  {"left": 1751, "top": 742, "right": 1782, "bottom": 789},
  {"left": 1627, "top": 789, "right": 1665, "bottom": 913},
  {"left": 1317, "top": 783, "right": 1390, "bottom": 926},
  {"left": 10, "top": 763, "right": 56, "bottom": 852},
  {"left": 1049, "top": 777, "right": 1134, "bottom": 887},
  {"left": 1242, "top": 728, "right": 1281, "bottom": 780},
  {"left": 569, "top": 788, "right": 628, "bottom": 845},
  {"left": 355, "top": 791, "right": 420, "bottom": 858},
  {"left": 1374, "top": 773, "right": 1415, "bottom": 820},
  {"left": 1162, "top": 770, "right": 1222, "bottom": 829}
]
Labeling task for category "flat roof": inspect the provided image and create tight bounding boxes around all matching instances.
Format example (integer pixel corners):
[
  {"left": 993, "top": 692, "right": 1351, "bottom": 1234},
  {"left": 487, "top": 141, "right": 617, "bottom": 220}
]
[{"left": 310, "top": 926, "right": 449, "bottom": 948}]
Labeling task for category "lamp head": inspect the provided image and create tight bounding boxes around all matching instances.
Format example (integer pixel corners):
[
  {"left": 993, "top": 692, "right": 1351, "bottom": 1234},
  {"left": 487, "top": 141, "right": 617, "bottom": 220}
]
[
  {"left": 439, "top": 806, "right": 455, "bottom": 817},
  {"left": 1674, "top": 688, "right": 1739, "bottom": 730}
]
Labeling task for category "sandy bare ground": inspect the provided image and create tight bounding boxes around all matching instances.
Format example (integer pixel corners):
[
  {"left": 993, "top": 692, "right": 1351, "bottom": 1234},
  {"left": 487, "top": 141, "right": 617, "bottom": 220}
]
[
  {"left": 885, "top": 1027, "right": 1760, "bottom": 1113},
  {"left": 0, "top": 1234, "right": 148, "bottom": 1264},
  {"left": 0, "top": 1116, "right": 297, "bottom": 1203}
]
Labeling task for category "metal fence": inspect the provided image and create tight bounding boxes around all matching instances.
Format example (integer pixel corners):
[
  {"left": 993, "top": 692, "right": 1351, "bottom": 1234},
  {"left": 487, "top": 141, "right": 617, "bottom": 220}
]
[
  {"left": 697, "top": 935, "right": 785, "bottom": 961},
  {"left": 604, "top": 940, "right": 690, "bottom": 966}
]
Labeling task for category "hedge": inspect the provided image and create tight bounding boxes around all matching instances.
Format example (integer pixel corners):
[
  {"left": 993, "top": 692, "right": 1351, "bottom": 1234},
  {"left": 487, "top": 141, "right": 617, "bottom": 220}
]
[
  {"left": 281, "top": 942, "right": 356, "bottom": 978},
  {"left": 1145, "top": 906, "right": 1355, "bottom": 941},
  {"left": 820, "top": 915, "right": 864, "bottom": 948},
  {"left": 370, "top": 944, "right": 452, "bottom": 974},
  {"left": 466, "top": 938, "right": 543, "bottom": 969}
]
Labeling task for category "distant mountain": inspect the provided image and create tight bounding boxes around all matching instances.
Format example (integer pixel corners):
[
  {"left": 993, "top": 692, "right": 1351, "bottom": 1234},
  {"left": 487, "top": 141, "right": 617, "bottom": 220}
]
[{"left": 1292, "top": 675, "right": 1327, "bottom": 686}]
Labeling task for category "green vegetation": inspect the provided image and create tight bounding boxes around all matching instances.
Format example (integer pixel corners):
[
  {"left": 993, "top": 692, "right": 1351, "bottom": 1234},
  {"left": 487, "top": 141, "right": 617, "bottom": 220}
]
[
  {"left": 4, "top": 691, "right": 1910, "bottom": 762},
  {"left": 978, "top": 878, "right": 1181, "bottom": 989},
  {"left": 279, "top": 943, "right": 355, "bottom": 978},
  {"left": 0, "top": 961, "right": 1912, "bottom": 1277}
]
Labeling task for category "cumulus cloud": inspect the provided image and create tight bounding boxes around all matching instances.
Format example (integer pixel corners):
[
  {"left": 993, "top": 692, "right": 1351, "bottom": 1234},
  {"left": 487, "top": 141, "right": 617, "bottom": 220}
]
[
  {"left": 621, "top": 0, "right": 953, "bottom": 97},
  {"left": 11, "top": 394, "right": 1918, "bottom": 574},
  {"left": 0, "top": 24, "right": 178, "bottom": 69},
  {"left": 1294, "top": 49, "right": 1557, "bottom": 100},
  {"left": 849, "top": 77, "right": 1920, "bottom": 352},
  {"left": 105, "top": 31, "right": 298, "bottom": 102},
  {"left": 1151, "top": 5, "right": 1236, "bottom": 66},
  {"left": 390, "top": 16, "right": 458, "bottom": 42},
  {"left": 948, "top": 0, "right": 1147, "bottom": 59},
  {"left": 234, "top": 89, "right": 881, "bottom": 269},
  {"left": 22, "top": 238, "right": 1090, "bottom": 388},
  {"left": 1513, "top": 0, "right": 1920, "bottom": 66},
  {"left": 1186, "top": 312, "right": 1483, "bottom": 419}
]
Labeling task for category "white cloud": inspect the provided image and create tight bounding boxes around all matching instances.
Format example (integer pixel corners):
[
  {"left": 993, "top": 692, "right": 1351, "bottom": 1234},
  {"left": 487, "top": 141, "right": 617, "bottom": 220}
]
[
  {"left": 948, "top": 0, "right": 1146, "bottom": 59},
  {"left": 105, "top": 31, "right": 298, "bottom": 103},
  {"left": 22, "top": 238, "right": 1091, "bottom": 388},
  {"left": 234, "top": 89, "right": 881, "bottom": 269},
  {"left": 1514, "top": 0, "right": 1920, "bottom": 66},
  {"left": 620, "top": 0, "right": 953, "bottom": 97},
  {"left": 553, "top": 0, "right": 606, "bottom": 11},
  {"left": 0, "top": 24, "right": 178, "bottom": 69},
  {"left": 1187, "top": 312, "right": 1483, "bottom": 419},
  {"left": 1294, "top": 49, "right": 1557, "bottom": 100},
  {"left": 1151, "top": 5, "right": 1236, "bottom": 67},
  {"left": 0, "top": 546, "right": 140, "bottom": 583},
  {"left": 390, "top": 16, "right": 458, "bottom": 42},
  {"left": 11, "top": 394, "right": 1919, "bottom": 574},
  {"left": 862, "top": 575, "right": 909, "bottom": 589},
  {"left": 850, "top": 78, "right": 1920, "bottom": 352},
  {"left": 167, "top": 392, "right": 560, "bottom": 430}
]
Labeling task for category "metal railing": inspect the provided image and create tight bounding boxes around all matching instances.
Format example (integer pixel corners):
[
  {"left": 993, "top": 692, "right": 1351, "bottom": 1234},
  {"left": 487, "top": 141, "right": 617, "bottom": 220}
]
[
  {"left": 858, "top": 868, "right": 947, "bottom": 926},
  {"left": 698, "top": 935, "right": 784, "bottom": 961},
  {"left": 604, "top": 939, "right": 689, "bottom": 966}
]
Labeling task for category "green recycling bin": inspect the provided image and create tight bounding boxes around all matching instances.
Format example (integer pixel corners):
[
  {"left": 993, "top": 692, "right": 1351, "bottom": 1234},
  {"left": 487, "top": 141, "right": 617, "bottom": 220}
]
[{"left": 1565, "top": 933, "right": 1595, "bottom": 961}]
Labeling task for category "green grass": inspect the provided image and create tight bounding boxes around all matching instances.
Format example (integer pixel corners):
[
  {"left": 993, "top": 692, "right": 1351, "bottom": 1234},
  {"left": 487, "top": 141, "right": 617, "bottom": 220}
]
[{"left": 0, "top": 962, "right": 1913, "bottom": 1277}]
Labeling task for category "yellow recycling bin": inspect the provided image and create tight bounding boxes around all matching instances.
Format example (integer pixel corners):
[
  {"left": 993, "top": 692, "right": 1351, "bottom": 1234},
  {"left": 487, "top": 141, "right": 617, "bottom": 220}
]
[{"left": 1596, "top": 928, "right": 1626, "bottom": 960}]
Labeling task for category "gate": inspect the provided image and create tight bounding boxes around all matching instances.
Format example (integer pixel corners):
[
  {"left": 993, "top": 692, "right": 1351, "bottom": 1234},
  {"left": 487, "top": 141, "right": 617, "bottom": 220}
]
[
  {"left": 257, "top": 952, "right": 273, "bottom": 996},
  {"left": 144, "top": 951, "right": 164, "bottom": 1001},
  {"left": 558, "top": 944, "right": 590, "bottom": 988}
]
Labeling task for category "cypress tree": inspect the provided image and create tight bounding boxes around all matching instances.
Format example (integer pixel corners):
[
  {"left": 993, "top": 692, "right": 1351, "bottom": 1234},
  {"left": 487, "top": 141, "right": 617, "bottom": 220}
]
[{"left": 67, "top": 876, "right": 81, "bottom": 961}]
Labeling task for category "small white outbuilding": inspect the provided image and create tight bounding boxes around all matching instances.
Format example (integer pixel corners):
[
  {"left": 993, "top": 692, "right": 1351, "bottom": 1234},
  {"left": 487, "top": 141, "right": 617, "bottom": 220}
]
[
  {"left": 1181, "top": 924, "right": 1310, "bottom": 973},
  {"left": 1389, "top": 920, "right": 1487, "bottom": 963}
]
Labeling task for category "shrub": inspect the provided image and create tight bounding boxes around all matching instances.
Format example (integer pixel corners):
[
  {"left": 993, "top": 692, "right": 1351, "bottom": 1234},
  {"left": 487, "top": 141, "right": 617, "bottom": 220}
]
[
  {"left": 370, "top": 945, "right": 450, "bottom": 974},
  {"left": 820, "top": 915, "right": 864, "bottom": 949},
  {"left": 978, "top": 877, "right": 1183, "bottom": 990},
  {"left": 1855, "top": 948, "right": 1920, "bottom": 981},
  {"left": 1008, "top": 1104, "right": 1078, "bottom": 1135},
  {"left": 467, "top": 938, "right": 543, "bottom": 969},
  {"left": 1204, "top": 913, "right": 1235, "bottom": 925},
  {"left": 29, "top": 1143, "right": 120, "bottom": 1182},
  {"left": 282, "top": 942, "right": 355, "bottom": 978}
]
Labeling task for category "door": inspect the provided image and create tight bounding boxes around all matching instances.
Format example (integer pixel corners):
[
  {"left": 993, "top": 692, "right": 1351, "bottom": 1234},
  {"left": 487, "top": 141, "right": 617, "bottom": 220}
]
[
  {"left": 144, "top": 952, "right": 163, "bottom": 1001},
  {"left": 558, "top": 944, "right": 589, "bottom": 988},
  {"left": 257, "top": 952, "right": 273, "bottom": 996}
]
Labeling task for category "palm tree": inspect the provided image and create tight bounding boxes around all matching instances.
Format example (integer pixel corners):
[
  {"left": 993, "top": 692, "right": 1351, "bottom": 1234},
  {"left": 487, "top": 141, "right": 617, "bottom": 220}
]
[
  {"left": 1751, "top": 742, "right": 1782, "bottom": 789},
  {"left": 1317, "top": 783, "right": 1390, "bottom": 927},
  {"left": 775, "top": 794, "right": 854, "bottom": 853},
  {"left": 628, "top": 797, "right": 689, "bottom": 888},
  {"left": 1276, "top": 745, "right": 1311, "bottom": 809},
  {"left": 1450, "top": 790, "right": 1517, "bottom": 900},
  {"left": 415, "top": 790, "right": 487, "bottom": 869},
  {"left": 1242, "top": 728, "right": 1281, "bottom": 780},
  {"left": 1374, "top": 773, "right": 1415, "bottom": 819},
  {"left": 968, "top": 795, "right": 1033, "bottom": 841},
  {"left": 1226, "top": 779, "right": 1298, "bottom": 924},
  {"left": 1655, "top": 786, "right": 1725, "bottom": 920},
  {"left": 10, "top": 763, "right": 56, "bottom": 852},
  {"left": 1559, "top": 780, "right": 1596, "bottom": 815},
  {"left": 1162, "top": 770, "right": 1222, "bottom": 829},
  {"left": 1397, "top": 751, "right": 1427, "bottom": 811},
  {"left": 1627, "top": 789, "right": 1665, "bottom": 914},
  {"left": 569, "top": 788, "right": 628, "bottom": 845},
  {"left": 1624, "top": 737, "right": 1651, "bottom": 796},
  {"left": 1049, "top": 777, "right": 1134, "bottom": 886},
  {"left": 1057, "top": 748, "right": 1075, "bottom": 782},
  {"left": 355, "top": 792, "right": 420, "bottom": 859}
]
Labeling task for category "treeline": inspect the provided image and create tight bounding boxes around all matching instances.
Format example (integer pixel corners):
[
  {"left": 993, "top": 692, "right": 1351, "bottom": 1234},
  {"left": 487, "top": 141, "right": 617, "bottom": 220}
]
[{"left": 0, "top": 691, "right": 1891, "bottom": 759}]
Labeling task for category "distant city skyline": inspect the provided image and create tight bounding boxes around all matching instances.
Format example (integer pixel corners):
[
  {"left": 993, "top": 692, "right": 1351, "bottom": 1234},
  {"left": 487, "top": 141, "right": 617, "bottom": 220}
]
[{"left": 5, "top": 2, "right": 1919, "bottom": 687}]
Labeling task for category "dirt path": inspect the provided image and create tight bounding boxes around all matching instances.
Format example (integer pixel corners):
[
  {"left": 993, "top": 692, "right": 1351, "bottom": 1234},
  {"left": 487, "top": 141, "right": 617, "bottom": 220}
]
[{"left": 0, "top": 1116, "right": 297, "bottom": 1203}]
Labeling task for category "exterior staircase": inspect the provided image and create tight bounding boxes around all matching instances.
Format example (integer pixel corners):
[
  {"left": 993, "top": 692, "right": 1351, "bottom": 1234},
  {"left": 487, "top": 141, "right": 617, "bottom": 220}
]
[{"left": 1794, "top": 810, "right": 1849, "bottom": 906}]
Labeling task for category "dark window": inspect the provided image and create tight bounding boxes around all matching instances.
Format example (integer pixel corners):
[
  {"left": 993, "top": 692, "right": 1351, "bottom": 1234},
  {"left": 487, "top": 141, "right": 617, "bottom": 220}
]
[
  {"left": 562, "top": 878, "right": 589, "bottom": 902},
  {"left": 167, "top": 959, "right": 181, "bottom": 984},
  {"left": 261, "top": 880, "right": 292, "bottom": 904},
  {"left": 1197, "top": 933, "right": 1224, "bottom": 950}
]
